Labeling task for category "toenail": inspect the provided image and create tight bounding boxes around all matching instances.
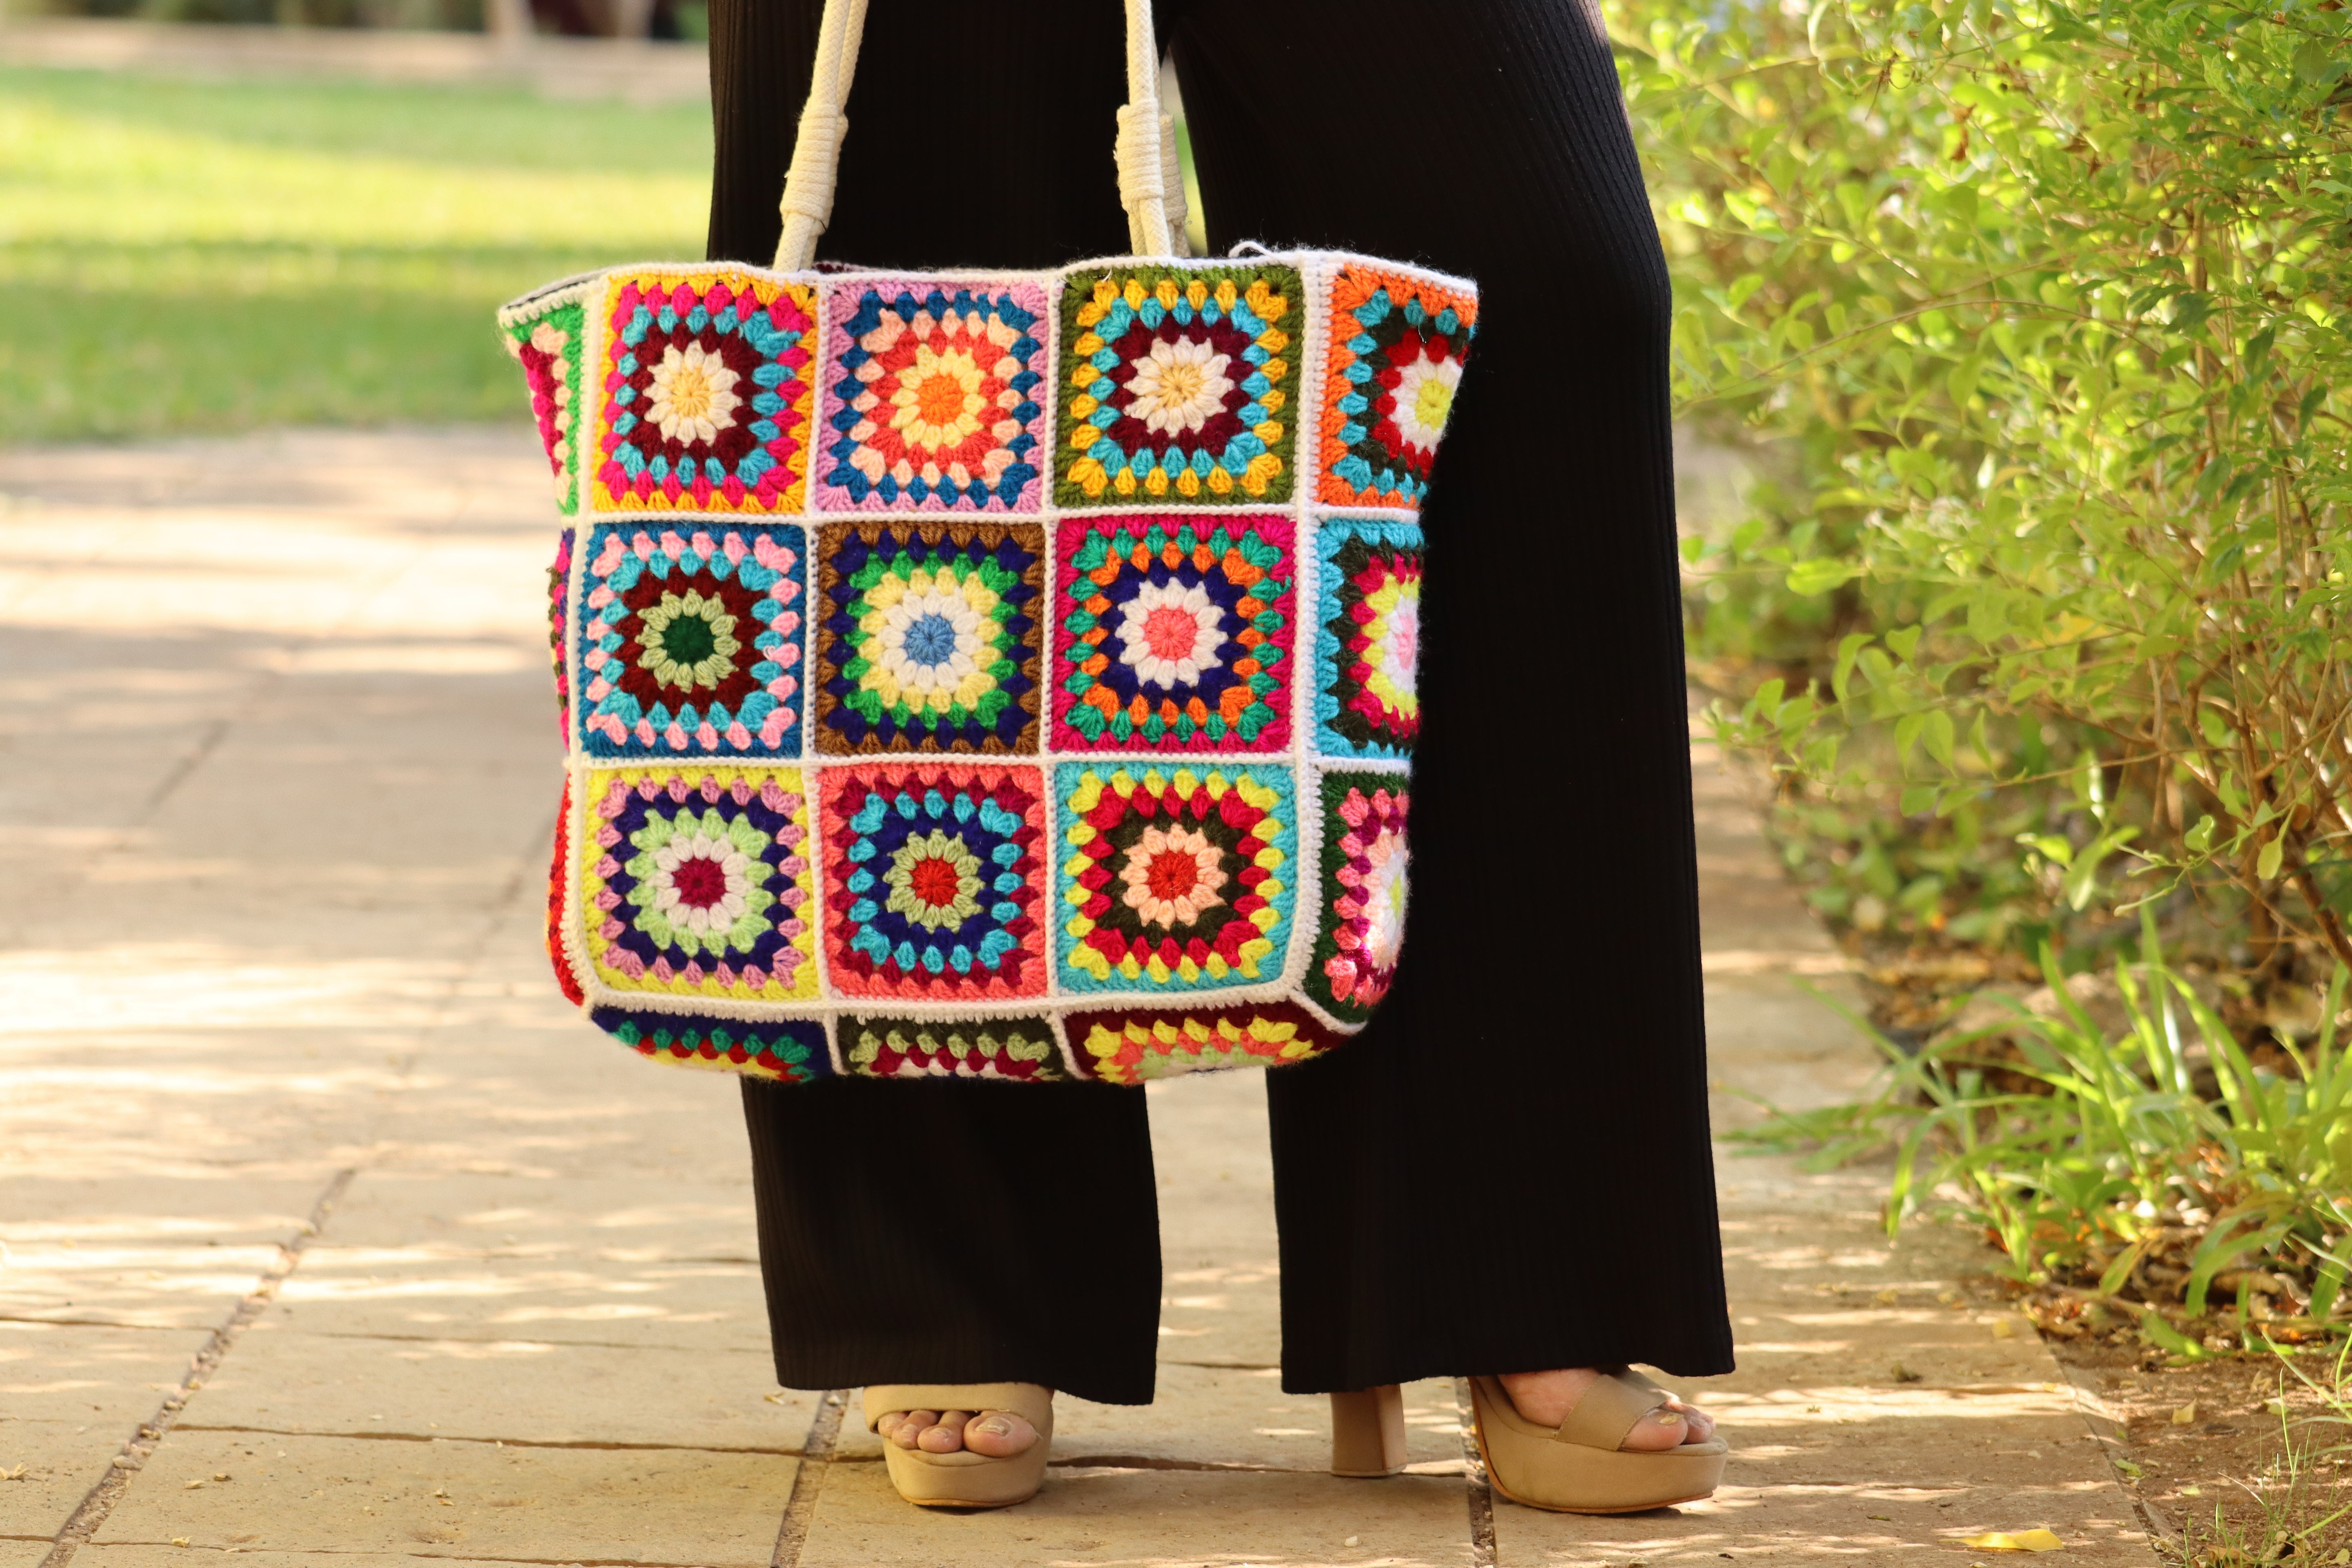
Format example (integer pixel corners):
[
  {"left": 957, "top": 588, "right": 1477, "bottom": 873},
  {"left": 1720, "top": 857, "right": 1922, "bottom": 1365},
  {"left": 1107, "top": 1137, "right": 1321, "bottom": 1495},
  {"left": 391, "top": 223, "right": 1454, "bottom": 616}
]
[
  {"left": 1652, "top": 1409, "right": 1685, "bottom": 1424},
  {"left": 971, "top": 1417, "right": 1011, "bottom": 1437}
]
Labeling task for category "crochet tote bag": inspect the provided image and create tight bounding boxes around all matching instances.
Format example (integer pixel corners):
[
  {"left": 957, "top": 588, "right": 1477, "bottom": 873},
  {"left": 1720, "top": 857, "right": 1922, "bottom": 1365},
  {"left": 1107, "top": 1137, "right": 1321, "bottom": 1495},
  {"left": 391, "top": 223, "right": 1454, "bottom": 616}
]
[{"left": 499, "top": 0, "right": 1476, "bottom": 1086}]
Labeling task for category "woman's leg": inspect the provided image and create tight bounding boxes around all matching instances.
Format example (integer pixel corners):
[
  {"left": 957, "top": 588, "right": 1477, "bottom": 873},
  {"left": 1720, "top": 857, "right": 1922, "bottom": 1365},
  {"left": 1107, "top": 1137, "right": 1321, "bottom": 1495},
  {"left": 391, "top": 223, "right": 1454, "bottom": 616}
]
[
  {"left": 708, "top": 0, "right": 1167, "bottom": 1423},
  {"left": 741, "top": 1076, "right": 1163, "bottom": 1408},
  {"left": 1163, "top": 0, "right": 1735, "bottom": 1397}
]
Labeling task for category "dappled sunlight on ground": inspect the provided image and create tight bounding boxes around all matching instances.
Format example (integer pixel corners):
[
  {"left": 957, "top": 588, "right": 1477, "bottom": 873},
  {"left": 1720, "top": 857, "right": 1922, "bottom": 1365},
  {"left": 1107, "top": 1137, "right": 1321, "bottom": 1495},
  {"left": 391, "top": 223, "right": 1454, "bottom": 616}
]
[{"left": 0, "top": 431, "right": 2160, "bottom": 1564}]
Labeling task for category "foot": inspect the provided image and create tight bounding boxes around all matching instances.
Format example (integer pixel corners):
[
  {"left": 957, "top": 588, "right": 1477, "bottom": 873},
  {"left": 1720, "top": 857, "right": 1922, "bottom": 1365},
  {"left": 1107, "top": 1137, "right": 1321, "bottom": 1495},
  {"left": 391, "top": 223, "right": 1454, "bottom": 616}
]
[
  {"left": 1498, "top": 1369, "right": 1715, "bottom": 1452},
  {"left": 874, "top": 1407, "right": 1040, "bottom": 1458}
]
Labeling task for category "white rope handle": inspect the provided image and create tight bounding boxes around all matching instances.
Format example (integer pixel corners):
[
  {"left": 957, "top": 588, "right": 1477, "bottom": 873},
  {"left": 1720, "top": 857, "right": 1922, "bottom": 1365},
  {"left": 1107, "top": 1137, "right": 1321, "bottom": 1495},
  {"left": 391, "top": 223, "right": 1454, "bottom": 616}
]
[{"left": 771, "top": 0, "right": 1185, "bottom": 271}]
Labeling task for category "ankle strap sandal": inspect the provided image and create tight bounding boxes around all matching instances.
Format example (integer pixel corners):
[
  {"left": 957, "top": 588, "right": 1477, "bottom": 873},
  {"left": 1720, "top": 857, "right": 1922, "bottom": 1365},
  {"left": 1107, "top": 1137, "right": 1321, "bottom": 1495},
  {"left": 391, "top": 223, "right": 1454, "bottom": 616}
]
[
  {"left": 862, "top": 1383, "right": 1054, "bottom": 1509},
  {"left": 1466, "top": 1371, "right": 1726, "bottom": 1515}
]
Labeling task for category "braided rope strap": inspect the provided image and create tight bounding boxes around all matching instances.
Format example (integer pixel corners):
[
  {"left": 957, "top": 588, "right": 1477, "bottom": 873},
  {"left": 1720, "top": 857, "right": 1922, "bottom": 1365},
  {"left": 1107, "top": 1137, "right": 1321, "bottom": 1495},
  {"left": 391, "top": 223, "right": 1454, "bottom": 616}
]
[{"left": 775, "top": 0, "right": 1181, "bottom": 268}]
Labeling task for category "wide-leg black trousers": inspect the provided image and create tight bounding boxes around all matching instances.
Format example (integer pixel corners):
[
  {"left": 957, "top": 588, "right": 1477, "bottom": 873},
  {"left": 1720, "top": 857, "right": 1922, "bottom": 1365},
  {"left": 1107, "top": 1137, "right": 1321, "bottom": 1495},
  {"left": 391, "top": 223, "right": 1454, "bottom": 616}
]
[{"left": 710, "top": 0, "right": 1733, "bottom": 1406}]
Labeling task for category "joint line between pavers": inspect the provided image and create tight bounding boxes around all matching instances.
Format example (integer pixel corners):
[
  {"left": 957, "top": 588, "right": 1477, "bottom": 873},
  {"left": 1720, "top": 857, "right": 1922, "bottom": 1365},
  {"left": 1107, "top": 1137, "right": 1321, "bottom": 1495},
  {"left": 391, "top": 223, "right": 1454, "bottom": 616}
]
[
  {"left": 37, "top": 1167, "right": 356, "bottom": 1568},
  {"left": 770, "top": 1386, "right": 849, "bottom": 1568},
  {"left": 1453, "top": 1376, "right": 1498, "bottom": 1568},
  {"left": 2054, "top": 1356, "right": 2180, "bottom": 1545},
  {"left": 174, "top": 1423, "right": 804, "bottom": 1458}
]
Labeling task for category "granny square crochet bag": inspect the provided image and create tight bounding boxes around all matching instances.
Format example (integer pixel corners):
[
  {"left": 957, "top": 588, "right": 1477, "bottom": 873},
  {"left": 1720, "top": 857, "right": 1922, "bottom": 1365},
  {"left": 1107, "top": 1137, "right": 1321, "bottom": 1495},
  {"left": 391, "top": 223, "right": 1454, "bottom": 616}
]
[{"left": 498, "top": 0, "right": 1476, "bottom": 1086}]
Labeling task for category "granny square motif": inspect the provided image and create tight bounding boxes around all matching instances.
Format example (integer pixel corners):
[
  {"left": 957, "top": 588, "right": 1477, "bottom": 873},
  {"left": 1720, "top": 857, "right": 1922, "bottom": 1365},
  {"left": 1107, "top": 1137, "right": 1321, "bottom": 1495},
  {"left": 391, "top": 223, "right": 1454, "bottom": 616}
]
[
  {"left": 578, "top": 765, "right": 821, "bottom": 1002},
  {"left": 576, "top": 521, "right": 807, "bottom": 757},
  {"left": 1318, "top": 266, "right": 1476, "bottom": 510},
  {"left": 592, "top": 271, "right": 820, "bottom": 514},
  {"left": 1305, "top": 771, "right": 1410, "bottom": 1024},
  {"left": 819, "top": 280, "right": 1050, "bottom": 513},
  {"left": 816, "top": 761, "right": 1051, "bottom": 1000},
  {"left": 1052, "top": 762, "right": 1296, "bottom": 995},
  {"left": 1050, "top": 512, "right": 1294, "bottom": 753},
  {"left": 507, "top": 248, "right": 1473, "bottom": 1085},
  {"left": 592, "top": 1004, "right": 831, "bottom": 1083},
  {"left": 1313, "top": 517, "right": 1421, "bottom": 758},
  {"left": 814, "top": 520, "right": 1045, "bottom": 755},
  {"left": 506, "top": 303, "right": 586, "bottom": 512},
  {"left": 1056, "top": 263, "right": 1299, "bottom": 506},
  {"left": 841, "top": 1014, "right": 1066, "bottom": 1080}
]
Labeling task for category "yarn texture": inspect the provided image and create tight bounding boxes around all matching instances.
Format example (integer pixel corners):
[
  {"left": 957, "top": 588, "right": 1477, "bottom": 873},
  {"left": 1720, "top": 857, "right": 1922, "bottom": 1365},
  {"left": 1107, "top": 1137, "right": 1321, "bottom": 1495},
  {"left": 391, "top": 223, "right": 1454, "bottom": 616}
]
[{"left": 502, "top": 245, "right": 1472, "bottom": 1084}]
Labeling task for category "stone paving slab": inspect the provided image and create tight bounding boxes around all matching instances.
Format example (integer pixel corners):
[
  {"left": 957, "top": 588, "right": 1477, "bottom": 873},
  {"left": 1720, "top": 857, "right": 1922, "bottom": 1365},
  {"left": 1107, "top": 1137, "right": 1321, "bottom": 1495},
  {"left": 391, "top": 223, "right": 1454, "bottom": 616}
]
[
  {"left": 800, "top": 1463, "right": 1474, "bottom": 1568},
  {"left": 92, "top": 1430, "right": 796, "bottom": 1561},
  {"left": 182, "top": 1323, "right": 811, "bottom": 1452},
  {"left": 0, "top": 430, "right": 2156, "bottom": 1567}
]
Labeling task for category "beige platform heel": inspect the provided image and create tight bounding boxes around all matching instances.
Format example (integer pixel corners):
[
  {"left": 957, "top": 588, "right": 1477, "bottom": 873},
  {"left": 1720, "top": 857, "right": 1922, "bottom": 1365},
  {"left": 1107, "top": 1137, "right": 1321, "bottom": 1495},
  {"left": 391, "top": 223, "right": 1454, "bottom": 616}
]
[
  {"left": 862, "top": 1383, "right": 1054, "bottom": 1508},
  {"left": 1329, "top": 1384, "right": 1411, "bottom": 1477},
  {"left": 1466, "top": 1369, "right": 1726, "bottom": 1514}
]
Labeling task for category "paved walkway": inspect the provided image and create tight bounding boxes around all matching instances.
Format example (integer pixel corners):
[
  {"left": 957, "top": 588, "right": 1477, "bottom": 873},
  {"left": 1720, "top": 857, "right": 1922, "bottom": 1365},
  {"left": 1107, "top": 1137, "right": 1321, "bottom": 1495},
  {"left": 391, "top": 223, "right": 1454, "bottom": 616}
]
[{"left": 0, "top": 430, "right": 2157, "bottom": 1566}]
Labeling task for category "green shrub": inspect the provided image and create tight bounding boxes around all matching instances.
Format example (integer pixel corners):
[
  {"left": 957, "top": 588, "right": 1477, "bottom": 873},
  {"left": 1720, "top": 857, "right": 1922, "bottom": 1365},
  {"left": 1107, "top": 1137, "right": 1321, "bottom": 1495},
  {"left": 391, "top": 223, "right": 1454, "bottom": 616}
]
[
  {"left": 1748, "top": 923, "right": 2352, "bottom": 1349},
  {"left": 1619, "top": 0, "right": 2352, "bottom": 968}
]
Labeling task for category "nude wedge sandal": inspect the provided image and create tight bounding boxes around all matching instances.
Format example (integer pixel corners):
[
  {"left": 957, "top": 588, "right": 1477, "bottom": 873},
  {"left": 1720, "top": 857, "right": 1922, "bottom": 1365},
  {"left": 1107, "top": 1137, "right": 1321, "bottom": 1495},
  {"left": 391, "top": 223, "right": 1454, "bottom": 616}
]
[
  {"left": 1466, "top": 1370, "right": 1726, "bottom": 1515},
  {"left": 862, "top": 1383, "right": 1054, "bottom": 1508}
]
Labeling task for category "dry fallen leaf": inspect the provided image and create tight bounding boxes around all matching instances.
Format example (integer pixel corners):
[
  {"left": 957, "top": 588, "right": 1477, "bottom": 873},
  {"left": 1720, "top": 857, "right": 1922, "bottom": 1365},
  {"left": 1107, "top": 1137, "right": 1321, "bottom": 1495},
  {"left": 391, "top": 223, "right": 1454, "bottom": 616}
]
[
  {"left": 2171, "top": 1403, "right": 2198, "bottom": 1425},
  {"left": 0, "top": 1465, "right": 27, "bottom": 1481},
  {"left": 1958, "top": 1528, "right": 2065, "bottom": 1552},
  {"left": 1992, "top": 1319, "right": 2018, "bottom": 1339},
  {"left": 1875, "top": 1288, "right": 1900, "bottom": 1305}
]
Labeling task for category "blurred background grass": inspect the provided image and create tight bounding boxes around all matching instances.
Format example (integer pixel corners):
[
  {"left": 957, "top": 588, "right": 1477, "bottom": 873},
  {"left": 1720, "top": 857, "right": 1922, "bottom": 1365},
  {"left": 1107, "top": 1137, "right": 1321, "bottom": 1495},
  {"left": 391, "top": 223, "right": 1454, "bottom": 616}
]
[{"left": 0, "top": 65, "right": 709, "bottom": 441}]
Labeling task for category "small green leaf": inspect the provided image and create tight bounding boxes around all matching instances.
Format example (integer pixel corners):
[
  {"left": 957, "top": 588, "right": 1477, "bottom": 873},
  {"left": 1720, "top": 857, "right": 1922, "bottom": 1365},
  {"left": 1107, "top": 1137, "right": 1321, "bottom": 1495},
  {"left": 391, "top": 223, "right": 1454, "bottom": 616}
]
[
  {"left": 1832, "top": 633, "right": 1872, "bottom": 703},
  {"left": 1923, "top": 708, "right": 1957, "bottom": 768},
  {"left": 1786, "top": 557, "right": 1859, "bottom": 596},
  {"left": 2294, "top": 39, "right": 2347, "bottom": 85},
  {"left": 2257, "top": 836, "right": 2285, "bottom": 882}
]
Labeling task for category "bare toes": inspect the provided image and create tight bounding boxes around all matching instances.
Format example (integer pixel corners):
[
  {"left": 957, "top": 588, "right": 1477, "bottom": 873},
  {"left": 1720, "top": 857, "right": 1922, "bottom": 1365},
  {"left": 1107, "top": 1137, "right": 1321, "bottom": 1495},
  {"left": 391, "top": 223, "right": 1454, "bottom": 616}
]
[
  {"left": 916, "top": 1410, "right": 972, "bottom": 1453},
  {"left": 1666, "top": 1398, "right": 1715, "bottom": 1444},
  {"left": 1618, "top": 1404, "right": 1690, "bottom": 1452},
  {"left": 960, "top": 1411, "right": 1038, "bottom": 1457},
  {"left": 890, "top": 1410, "right": 939, "bottom": 1449}
]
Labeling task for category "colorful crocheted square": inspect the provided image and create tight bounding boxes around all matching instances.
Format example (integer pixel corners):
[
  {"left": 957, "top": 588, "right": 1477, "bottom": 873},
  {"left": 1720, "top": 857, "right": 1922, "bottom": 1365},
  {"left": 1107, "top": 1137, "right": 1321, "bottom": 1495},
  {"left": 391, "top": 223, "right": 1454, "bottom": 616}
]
[
  {"left": 841, "top": 1016, "right": 1065, "bottom": 1080},
  {"left": 1054, "top": 764, "right": 1296, "bottom": 993},
  {"left": 578, "top": 766, "right": 821, "bottom": 1003},
  {"left": 547, "top": 773, "right": 584, "bottom": 1007},
  {"left": 507, "top": 301, "right": 586, "bottom": 513},
  {"left": 1306, "top": 772, "right": 1410, "bottom": 1023},
  {"left": 1050, "top": 513, "right": 1295, "bottom": 753},
  {"left": 815, "top": 521, "right": 1045, "bottom": 754},
  {"left": 1317, "top": 267, "right": 1476, "bottom": 510},
  {"left": 548, "top": 526, "right": 575, "bottom": 739},
  {"left": 576, "top": 523, "right": 806, "bottom": 757},
  {"left": 819, "top": 281, "right": 1049, "bottom": 512},
  {"left": 1062, "top": 1002, "right": 1341, "bottom": 1084},
  {"left": 817, "top": 762, "right": 1049, "bottom": 999},
  {"left": 591, "top": 1005, "right": 830, "bottom": 1084},
  {"left": 591, "top": 271, "right": 818, "bottom": 513},
  {"left": 1056, "top": 264, "right": 1299, "bottom": 505},
  {"left": 1313, "top": 518, "right": 1422, "bottom": 758}
]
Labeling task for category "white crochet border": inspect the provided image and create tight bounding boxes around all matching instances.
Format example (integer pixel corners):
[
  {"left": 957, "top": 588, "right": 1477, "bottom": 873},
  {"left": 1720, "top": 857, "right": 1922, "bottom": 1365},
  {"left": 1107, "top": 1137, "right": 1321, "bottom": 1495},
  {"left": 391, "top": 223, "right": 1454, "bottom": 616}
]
[{"left": 500, "top": 247, "right": 1471, "bottom": 1082}]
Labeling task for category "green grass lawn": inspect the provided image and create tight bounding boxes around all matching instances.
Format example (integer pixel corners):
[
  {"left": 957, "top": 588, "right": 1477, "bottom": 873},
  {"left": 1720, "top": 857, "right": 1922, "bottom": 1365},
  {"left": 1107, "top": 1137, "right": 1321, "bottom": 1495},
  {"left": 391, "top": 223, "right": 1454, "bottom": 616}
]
[{"left": 0, "top": 67, "right": 710, "bottom": 442}]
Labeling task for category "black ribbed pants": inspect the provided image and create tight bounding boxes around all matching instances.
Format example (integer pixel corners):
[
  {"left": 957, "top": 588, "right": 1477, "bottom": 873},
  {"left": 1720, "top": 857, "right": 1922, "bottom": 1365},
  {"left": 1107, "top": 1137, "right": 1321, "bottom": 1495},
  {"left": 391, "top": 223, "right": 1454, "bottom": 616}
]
[{"left": 711, "top": 0, "right": 1734, "bottom": 1406}]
